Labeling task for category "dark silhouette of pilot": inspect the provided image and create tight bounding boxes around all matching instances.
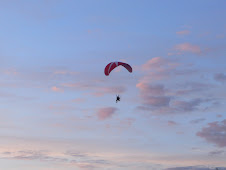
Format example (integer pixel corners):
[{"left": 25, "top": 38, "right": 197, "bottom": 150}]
[{"left": 116, "top": 95, "right": 120, "bottom": 103}]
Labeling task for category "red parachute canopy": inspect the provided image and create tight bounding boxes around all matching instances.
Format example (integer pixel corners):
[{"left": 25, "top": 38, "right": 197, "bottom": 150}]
[{"left": 104, "top": 62, "right": 132, "bottom": 76}]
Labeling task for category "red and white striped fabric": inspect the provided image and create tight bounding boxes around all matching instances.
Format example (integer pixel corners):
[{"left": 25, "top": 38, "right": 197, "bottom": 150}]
[{"left": 104, "top": 62, "right": 132, "bottom": 76}]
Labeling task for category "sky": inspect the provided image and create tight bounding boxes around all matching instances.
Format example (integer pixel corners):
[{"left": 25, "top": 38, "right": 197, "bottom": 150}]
[{"left": 0, "top": 0, "right": 226, "bottom": 170}]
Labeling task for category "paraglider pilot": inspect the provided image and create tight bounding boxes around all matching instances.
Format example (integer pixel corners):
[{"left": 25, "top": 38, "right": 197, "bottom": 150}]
[{"left": 116, "top": 95, "right": 120, "bottom": 103}]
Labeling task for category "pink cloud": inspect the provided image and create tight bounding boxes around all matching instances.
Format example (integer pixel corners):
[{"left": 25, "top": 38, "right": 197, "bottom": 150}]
[
  {"left": 120, "top": 118, "right": 135, "bottom": 127},
  {"left": 53, "top": 70, "right": 78, "bottom": 75},
  {"left": 174, "top": 43, "right": 201, "bottom": 54},
  {"left": 136, "top": 58, "right": 215, "bottom": 115},
  {"left": 136, "top": 81, "right": 171, "bottom": 107},
  {"left": 142, "top": 57, "right": 168, "bottom": 71},
  {"left": 61, "top": 82, "right": 89, "bottom": 89},
  {"left": 51, "top": 86, "right": 63, "bottom": 92},
  {"left": 139, "top": 57, "right": 180, "bottom": 83},
  {"left": 97, "top": 107, "right": 117, "bottom": 120},
  {"left": 3, "top": 68, "right": 19, "bottom": 76},
  {"left": 71, "top": 98, "right": 85, "bottom": 103},
  {"left": 176, "top": 30, "right": 190, "bottom": 35},
  {"left": 196, "top": 119, "right": 226, "bottom": 147}
]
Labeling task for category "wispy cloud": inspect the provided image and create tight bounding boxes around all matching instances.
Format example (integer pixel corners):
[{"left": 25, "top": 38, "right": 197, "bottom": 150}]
[
  {"left": 208, "top": 150, "right": 225, "bottom": 156},
  {"left": 176, "top": 30, "right": 190, "bottom": 35},
  {"left": 92, "top": 86, "right": 126, "bottom": 97},
  {"left": 171, "top": 98, "right": 203, "bottom": 112},
  {"left": 174, "top": 43, "right": 202, "bottom": 54},
  {"left": 190, "top": 118, "right": 206, "bottom": 124},
  {"left": 136, "top": 83, "right": 166, "bottom": 96},
  {"left": 62, "top": 82, "right": 126, "bottom": 96},
  {"left": 165, "top": 166, "right": 223, "bottom": 170},
  {"left": 51, "top": 86, "right": 64, "bottom": 92},
  {"left": 97, "top": 107, "right": 118, "bottom": 120},
  {"left": 1, "top": 150, "right": 68, "bottom": 163},
  {"left": 141, "top": 57, "right": 179, "bottom": 72},
  {"left": 71, "top": 98, "right": 85, "bottom": 103},
  {"left": 138, "top": 57, "right": 181, "bottom": 84},
  {"left": 174, "top": 82, "right": 213, "bottom": 96},
  {"left": 168, "top": 120, "right": 178, "bottom": 126}
]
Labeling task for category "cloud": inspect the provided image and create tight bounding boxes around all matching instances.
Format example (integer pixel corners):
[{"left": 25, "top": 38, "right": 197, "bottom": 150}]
[
  {"left": 0, "top": 149, "right": 111, "bottom": 170},
  {"left": 77, "top": 164, "right": 96, "bottom": 170},
  {"left": 71, "top": 98, "right": 85, "bottom": 103},
  {"left": 136, "top": 58, "right": 217, "bottom": 116},
  {"left": 168, "top": 120, "right": 178, "bottom": 126},
  {"left": 2, "top": 68, "right": 19, "bottom": 76},
  {"left": 110, "top": 118, "right": 136, "bottom": 130},
  {"left": 0, "top": 135, "right": 225, "bottom": 170},
  {"left": 53, "top": 70, "right": 78, "bottom": 75},
  {"left": 65, "top": 151, "right": 88, "bottom": 158},
  {"left": 190, "top": 118, "right": 206, "bottom": 124},
  {"left": 120, "top": 118, "right": 135, "bottom": 127},
  {"left": 136, "top": 81, "right": 171, "bottom": 107},
  {"left": 142, "top": 57, "right": 168, "bottom": 70},
  {"left": 2, "top": 150, "right": 68, "bottom": 163},
  {"left": 214, "top": 73, "right": 226, "bottom": 83},
  {"left": 171, "top": 98, "right": 203, "bottom": 112},
  {"left": 138, "top": 58, "right": 188, "bottom": 86},
  {"left": 0, "top": 67, "right": 81, "bottom": 92},
  {"left": 51, "top": 86, "right": 64, "bottom": 92},
  {"left": 47, "top": 103, "right": 77, "bottom": 114},
  {"left": 136, "top": 83, "right": 165, "bottom": 96},
  {"left": 136, "top": 79, "right": 172, "bottom": 108},
  {"left": 165, "top": 166, "right": 224, "bottom": 170},
  {"left": 61, "top": 82, "right": 92, "bottom": 89},
  {"left": 137, "top": 97, "right": 210, "bottom": 115},
  {"left": 174, "top": 82, "right": 213, "bottom": 96},
  {"left": 174, "top": 43, "right": 202, "bottom": 54},
  {"left": 97, "top": 107, "right": 117, "bottom": 120},
  {"left": 176, "top": 30, "right": 190, "bottom": 35},
  {"left": 92, "top": 86, "right": 126, "bottom": 97},
  {"left": 141, "top": 57, "right": 179, "bottom": 72},
  {"left": 143, "top": 96, "right": 171, "bottom": 107},
  {"left": 61, "top": 82, "right": 126, "bottom": 96},
  {"left": 208, "top": 150, "right": 225, "bottom": 156},
  {"left": 138, "top": 57, "right": 182, "bottom": 84},
  {"left": 197, "top": 119, "right": 226, "bottom": 147}
]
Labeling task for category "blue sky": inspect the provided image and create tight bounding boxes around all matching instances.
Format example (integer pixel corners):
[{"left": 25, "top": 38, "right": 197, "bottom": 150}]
[{"left": 0, "top": 0, "right": 226, "bottom": 170}]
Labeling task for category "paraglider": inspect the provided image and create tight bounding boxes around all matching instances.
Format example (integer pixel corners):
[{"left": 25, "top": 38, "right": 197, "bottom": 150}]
[
  {"left": 116, "top": 95, "right": 120, "bottom": 103},
  {"left": 104, "top": 61, "right": 132, "bottom": 103},
  {"left": 104, "top": 61, "right": 132, "bottom": 76}
]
